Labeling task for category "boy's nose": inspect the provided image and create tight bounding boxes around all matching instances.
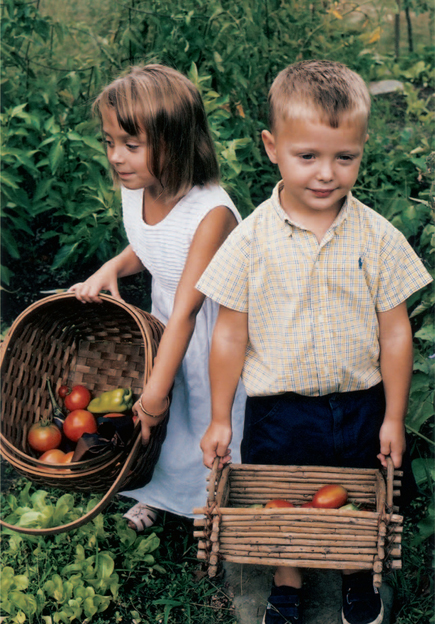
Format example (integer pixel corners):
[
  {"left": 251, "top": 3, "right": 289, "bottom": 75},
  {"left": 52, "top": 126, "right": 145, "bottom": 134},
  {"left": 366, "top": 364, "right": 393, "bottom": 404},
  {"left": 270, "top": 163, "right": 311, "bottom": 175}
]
[{"left": 316, "top": 161, "right": 334, "bottom": 182}]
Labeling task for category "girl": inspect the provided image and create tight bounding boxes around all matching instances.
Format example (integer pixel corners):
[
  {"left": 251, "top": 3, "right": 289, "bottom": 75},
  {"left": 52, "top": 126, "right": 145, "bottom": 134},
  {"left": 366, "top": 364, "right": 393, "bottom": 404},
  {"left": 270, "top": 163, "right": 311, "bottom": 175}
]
[{"left": 69, "top": 64, "right": 246, "bottom": 529}]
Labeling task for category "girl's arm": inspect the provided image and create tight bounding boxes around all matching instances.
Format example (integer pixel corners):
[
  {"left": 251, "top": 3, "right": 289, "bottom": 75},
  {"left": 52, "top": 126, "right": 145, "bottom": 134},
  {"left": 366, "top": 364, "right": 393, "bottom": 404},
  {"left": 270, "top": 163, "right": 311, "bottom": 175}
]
[
  {"left": 377, "top": 301, "right": 413, "bottom": 468},
  {"left": 201, "top": 305, "right": 248, "bottom": 469},
  {"left": 69, "top": 245, "right": 144, "bottom": 302},
  {"left": 136, "top": 206, "right": 238, "bottom": 444}
]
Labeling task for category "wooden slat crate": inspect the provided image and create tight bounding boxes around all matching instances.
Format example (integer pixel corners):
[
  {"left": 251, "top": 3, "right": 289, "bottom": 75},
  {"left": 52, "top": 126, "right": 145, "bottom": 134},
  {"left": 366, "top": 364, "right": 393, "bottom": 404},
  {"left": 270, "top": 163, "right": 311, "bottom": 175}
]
[{"left": 193, "top": 459, "right": 403, "bottom": 587}]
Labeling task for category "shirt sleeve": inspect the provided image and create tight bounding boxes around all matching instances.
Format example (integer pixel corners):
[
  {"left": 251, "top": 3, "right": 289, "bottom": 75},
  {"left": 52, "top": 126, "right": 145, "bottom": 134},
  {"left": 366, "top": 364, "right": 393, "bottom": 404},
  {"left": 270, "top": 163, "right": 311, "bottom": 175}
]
[
  {"left": 196, "top": 222, "right": 251, "bottom": 312},
  {"left": 376, "top": 227, "right": 433, "bottom": 312}
]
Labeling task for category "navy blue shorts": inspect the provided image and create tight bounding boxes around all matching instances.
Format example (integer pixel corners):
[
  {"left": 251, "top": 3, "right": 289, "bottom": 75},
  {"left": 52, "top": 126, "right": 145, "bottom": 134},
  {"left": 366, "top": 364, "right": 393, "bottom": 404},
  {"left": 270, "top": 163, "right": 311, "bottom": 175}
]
[{"left": 241, "top": 383, "right": 386, "bottom": 469}]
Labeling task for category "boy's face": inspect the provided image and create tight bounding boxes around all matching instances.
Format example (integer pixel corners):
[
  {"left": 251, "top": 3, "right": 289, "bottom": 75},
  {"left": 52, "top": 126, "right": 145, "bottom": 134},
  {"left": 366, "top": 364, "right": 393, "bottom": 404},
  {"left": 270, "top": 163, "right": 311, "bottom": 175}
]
[{"left": 262, "top": 114, "right": 368, "bottom": 223}]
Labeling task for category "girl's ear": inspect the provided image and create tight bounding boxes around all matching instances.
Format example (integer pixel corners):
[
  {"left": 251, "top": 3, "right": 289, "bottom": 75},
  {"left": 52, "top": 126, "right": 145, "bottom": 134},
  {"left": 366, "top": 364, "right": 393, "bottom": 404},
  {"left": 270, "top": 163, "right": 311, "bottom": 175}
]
[{"left": 261, "top": 129, "right": 278, "bottom": 164}]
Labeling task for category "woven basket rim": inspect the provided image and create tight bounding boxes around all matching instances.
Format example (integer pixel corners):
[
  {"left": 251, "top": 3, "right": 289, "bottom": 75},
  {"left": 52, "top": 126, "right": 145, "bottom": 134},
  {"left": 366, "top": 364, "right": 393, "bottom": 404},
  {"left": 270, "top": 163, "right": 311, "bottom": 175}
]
[{"left": 1, "top": 292, "right": 150, "bottom": 357}]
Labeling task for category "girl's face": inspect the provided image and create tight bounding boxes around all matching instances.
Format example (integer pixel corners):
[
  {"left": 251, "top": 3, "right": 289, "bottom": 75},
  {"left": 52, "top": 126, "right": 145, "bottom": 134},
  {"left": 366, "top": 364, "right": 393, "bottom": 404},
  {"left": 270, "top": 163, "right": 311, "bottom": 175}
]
[{"left": 102, "top": 106, "right": 160, "bottom": 192}]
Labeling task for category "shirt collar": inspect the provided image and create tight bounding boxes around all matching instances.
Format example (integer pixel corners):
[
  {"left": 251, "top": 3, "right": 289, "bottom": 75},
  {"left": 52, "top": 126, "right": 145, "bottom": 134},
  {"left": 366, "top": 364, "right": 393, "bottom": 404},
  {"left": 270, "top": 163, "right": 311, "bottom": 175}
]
[{"left": 270, "top": 180, "right": 352, "bottom": 235}]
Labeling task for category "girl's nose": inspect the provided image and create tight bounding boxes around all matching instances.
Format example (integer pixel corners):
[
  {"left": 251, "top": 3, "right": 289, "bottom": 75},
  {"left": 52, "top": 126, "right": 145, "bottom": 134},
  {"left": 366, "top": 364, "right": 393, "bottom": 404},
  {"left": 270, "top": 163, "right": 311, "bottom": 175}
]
[{"left": 108, "top": 145, "right": 124, "bottom": 166}]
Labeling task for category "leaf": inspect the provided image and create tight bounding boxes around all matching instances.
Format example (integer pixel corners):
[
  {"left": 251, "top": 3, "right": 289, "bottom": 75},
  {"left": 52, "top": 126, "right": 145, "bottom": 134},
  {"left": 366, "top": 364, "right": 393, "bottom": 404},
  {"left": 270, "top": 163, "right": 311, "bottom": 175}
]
[
  {"left": 414, "top": 326, "right": 435, "bottom": 342},
  {"left": 412, "top": 458, "right": 435, "bottom": 487},
  {"left": 0, "top": 170, "right": 20, "bottom": 189},
  {"left": 94, "top": 552, "right": 115, "bottom": 580},
  {"left": 48, "top": 139, "right": 64, "bottom": 174},
  {"left": 81, "top": 136, "right": 106, "bottom": 153},
  {"left": 51, "top": 242, "right": 80, "bottom": 269},
  {"left": 12, "top": 575, "right": 29, "bottom": 591},
  {"left": 407, "top": 396, "right": 434, "bottom": 431}
]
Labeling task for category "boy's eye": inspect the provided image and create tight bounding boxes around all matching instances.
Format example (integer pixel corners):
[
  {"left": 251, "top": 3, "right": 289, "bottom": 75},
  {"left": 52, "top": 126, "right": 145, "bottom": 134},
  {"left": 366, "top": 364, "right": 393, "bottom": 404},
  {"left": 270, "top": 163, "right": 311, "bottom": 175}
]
[
  {"left": 300, "top": 154, "right": 315, "bottom": 160},
  {"left": 338, "top": 154, "right": 354, "bottom": 162}
]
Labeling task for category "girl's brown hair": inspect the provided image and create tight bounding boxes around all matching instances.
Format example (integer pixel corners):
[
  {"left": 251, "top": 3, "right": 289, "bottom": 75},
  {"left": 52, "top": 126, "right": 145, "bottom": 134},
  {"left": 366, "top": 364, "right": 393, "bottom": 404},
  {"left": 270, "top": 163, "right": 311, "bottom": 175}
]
[
  {"left": 269, "top": 60, "right": 371, "bottom": 132},
  {"left": 94, "top": 64, "right": 220, "bottom": 198}
]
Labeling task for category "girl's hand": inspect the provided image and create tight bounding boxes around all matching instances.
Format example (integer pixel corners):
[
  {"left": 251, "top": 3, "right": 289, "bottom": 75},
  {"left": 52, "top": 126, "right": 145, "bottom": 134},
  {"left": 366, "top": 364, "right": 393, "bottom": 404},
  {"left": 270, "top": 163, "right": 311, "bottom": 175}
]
[
  {"left": 200, "top": 421, "right": 233, "bottom": 469},
  {"left": 134, "top": 394, "right": 169, "bottom": 445},
  {"left": 69, "top": 264, "right": 122, "bottom": 303}
]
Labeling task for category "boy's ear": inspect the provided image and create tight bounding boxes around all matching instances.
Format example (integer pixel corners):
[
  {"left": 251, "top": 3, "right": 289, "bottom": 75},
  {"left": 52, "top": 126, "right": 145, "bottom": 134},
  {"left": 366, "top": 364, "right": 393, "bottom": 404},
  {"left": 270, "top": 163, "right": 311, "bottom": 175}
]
[{"left": 261, "top": 129, "right": 278, "bottom": 164}]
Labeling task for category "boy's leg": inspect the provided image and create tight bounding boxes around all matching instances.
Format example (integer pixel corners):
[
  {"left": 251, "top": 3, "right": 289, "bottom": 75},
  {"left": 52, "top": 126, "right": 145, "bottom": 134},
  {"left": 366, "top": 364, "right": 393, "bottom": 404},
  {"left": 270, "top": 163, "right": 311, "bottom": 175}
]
[
  {"left": 274, "top": 566, "right": 302, "bottom": 589},
  {"left": 241, "top": 385, "right": 388, "bottom": 624},
  {"left": 263, "top": 566, "right": 303, "bottom": 624}
]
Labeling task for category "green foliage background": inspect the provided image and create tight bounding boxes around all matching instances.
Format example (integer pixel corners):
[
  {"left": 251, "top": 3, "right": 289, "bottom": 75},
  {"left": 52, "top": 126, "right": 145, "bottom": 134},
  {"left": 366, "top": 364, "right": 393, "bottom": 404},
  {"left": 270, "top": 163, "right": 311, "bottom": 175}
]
[{"left": 1, "top": 0, "right": 434, "bottom": 622}]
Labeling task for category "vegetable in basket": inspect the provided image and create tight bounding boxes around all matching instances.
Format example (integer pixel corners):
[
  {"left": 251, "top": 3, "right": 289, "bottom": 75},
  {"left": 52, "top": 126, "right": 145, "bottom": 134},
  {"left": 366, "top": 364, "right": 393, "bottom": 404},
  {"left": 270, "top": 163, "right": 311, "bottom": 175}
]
[{"left": 87, "top": 388, "right": 133, "bottom": 413}]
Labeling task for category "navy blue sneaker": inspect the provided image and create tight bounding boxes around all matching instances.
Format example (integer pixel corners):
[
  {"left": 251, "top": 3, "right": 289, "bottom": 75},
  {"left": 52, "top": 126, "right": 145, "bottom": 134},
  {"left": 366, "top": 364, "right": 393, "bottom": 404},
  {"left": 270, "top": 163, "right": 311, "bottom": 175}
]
[
  {"left": 342, "top": 572, "right": 384, "bottom": 624},
  {"left": 262, "top": 583, "right": 302, "bottom": 623}
]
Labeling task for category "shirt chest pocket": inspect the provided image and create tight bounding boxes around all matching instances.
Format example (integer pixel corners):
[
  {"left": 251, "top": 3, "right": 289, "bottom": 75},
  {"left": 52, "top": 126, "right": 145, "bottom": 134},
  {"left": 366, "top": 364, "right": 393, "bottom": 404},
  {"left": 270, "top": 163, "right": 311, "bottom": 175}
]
[{"left": 322, "top": 260, "right": 377, "bottom": 314}]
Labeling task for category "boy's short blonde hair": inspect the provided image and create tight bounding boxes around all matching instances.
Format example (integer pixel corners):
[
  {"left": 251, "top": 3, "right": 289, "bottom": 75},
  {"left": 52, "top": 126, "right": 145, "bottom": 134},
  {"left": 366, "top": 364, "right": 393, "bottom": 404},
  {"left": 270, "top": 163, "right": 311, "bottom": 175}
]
[
  {"left": 94, "top": 64, "right": 219, "bottom": 198},
  {"left": 268, "top": 60, "right": 371, "bottom": 132}
]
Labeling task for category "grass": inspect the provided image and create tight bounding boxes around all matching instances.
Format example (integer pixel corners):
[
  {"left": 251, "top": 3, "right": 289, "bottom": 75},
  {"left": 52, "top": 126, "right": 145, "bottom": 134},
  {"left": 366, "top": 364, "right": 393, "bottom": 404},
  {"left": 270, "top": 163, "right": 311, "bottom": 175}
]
[{"left": 0, "top": 465, "right": 237, "bottom": 623}]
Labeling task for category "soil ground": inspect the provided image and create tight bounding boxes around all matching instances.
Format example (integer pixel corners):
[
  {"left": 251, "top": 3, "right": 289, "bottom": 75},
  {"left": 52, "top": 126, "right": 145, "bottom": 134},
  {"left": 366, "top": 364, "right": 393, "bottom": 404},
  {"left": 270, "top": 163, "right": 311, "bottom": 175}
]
[{"left": 224, "top": 561, "right": 393, "bottom": 624}]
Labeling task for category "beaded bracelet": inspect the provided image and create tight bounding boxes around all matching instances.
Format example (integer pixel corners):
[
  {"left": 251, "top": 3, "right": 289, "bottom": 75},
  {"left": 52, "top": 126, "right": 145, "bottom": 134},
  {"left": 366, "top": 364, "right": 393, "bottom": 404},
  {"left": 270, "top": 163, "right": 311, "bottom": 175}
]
[{"left": 138, "top": 395, "right": 170, "bottom": 419}]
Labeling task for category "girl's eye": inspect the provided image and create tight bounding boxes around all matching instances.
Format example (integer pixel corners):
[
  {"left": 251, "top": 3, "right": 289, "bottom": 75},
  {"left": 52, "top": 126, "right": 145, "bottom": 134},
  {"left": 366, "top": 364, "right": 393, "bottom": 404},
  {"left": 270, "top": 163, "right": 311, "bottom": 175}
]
[
  {"left": 104, "top": 138, "right": 113, "bottom": 148},
  {"left": 126, "top": 144, "right": 139, "bottom": 150}
]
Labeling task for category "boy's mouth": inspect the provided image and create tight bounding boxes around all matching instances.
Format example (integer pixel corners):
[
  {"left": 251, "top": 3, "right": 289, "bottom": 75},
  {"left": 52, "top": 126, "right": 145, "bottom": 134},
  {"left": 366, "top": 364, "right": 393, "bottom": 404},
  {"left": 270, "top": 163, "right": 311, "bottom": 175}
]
[{"left": 309, "top": 188, "right": 335, "bottom": 197}]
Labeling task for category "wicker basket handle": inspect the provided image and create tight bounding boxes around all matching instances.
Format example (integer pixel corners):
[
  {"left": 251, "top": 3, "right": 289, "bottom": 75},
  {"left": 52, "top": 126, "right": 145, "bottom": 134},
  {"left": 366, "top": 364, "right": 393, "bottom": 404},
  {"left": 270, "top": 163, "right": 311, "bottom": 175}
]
[{"left": 0, "top": 434, "right": 143, "bottom": 536}]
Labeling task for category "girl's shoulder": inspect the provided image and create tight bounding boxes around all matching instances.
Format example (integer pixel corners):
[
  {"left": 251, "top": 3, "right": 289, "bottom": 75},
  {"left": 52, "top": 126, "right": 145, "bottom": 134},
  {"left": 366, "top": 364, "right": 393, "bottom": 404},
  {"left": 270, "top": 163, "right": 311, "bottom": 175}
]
[{"left": 181, "top": 184, "right": 241, "bottom": 221}]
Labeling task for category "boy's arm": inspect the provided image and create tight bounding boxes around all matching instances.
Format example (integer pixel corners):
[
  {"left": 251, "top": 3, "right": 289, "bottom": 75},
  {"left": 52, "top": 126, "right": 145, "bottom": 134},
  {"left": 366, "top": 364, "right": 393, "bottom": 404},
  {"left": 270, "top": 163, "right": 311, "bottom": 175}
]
[
  {"left": 201, "top": 305, "right": 248, "bottom": 469},
  {"left": 377, "top": 301, "right": 413, "bottom": 468}
]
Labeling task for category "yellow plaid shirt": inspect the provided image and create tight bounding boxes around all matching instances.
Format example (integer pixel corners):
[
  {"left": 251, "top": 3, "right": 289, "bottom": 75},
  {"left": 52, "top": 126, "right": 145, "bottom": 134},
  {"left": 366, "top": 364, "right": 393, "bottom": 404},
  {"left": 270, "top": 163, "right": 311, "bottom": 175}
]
[{"left": 197, "top": 182, "right": 432, "bottom": 397}]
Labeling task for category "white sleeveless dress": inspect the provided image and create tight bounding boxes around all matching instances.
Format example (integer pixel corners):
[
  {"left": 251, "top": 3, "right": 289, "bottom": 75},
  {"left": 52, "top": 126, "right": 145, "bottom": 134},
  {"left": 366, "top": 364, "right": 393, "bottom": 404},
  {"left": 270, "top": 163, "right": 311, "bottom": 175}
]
[{"left": 120, "top": 184, "right": 246, "bottom": 517}]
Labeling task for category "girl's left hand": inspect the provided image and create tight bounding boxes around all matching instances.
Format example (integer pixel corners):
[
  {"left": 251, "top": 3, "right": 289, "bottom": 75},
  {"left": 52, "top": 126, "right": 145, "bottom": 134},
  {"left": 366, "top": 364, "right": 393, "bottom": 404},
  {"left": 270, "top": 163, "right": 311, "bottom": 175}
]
[{"left": 133, "top": 395, "right": 169, "bottom": 445}]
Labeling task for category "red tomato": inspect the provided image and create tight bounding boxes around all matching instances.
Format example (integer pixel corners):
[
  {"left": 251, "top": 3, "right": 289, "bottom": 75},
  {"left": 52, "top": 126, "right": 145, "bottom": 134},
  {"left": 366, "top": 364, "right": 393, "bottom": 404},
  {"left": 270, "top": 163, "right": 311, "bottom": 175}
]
[
  {"left": 58, "top": 385, "right": 70, "bottom": 399},
  {"left": 64, "top": 385, "right": 91, "bottom": 411},
  {"left": 62, "top": 451, "right": 75, "bottom": 463},
  {"left": 264, "top": 499, "right": 295, "bottom": 509},
  {"left": 39, "top": 449, "right": 68, "bottom": 464},
  {"left": 312, "top": 484, "right": 348, "bottom": 509},
  {"left": 63, "top": 409, "right": 97, "bottom": 442},
  {"left": 301, "top": 501, "right": 314, "bottom": 508},
  {"left": 28, "top": 421, "right": 62, "bottom": 453}
]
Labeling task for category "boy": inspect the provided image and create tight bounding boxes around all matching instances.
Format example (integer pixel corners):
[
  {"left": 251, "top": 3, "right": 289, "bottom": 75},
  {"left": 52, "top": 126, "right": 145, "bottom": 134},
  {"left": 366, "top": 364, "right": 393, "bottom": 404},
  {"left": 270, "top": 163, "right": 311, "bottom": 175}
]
[{"left": 197, "top": 60, "right": 432, "bottom": 624}]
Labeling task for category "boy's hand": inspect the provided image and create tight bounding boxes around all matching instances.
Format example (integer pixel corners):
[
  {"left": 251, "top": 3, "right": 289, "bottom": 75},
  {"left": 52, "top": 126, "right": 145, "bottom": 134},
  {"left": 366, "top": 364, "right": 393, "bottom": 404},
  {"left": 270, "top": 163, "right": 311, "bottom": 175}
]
[
  {"left": 200, "top": 422, "right": 233, "bottom": 469},
  {"left": 378, "top": 418, "right": 406, "bottom": 468}
]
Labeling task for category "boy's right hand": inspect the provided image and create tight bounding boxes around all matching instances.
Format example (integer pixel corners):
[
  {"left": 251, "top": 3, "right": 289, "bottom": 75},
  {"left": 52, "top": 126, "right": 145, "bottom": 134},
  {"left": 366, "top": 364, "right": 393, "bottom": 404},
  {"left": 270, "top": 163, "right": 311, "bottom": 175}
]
[
  {"left": 68, "top": 265, "right": 123, "bottom": 303},
  {"left": 200, "top": 421, "right": 233, "bottom": 469}
]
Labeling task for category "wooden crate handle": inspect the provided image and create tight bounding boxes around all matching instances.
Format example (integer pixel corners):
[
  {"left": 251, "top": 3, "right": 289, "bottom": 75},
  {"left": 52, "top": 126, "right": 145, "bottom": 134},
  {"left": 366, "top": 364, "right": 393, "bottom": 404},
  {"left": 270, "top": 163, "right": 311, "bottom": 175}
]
[
  {"left": 386, "top": 456, "right": 395, "bottom": 510},
  {"left": 208, "top": 456, "right": 223, "bottom": 505}
]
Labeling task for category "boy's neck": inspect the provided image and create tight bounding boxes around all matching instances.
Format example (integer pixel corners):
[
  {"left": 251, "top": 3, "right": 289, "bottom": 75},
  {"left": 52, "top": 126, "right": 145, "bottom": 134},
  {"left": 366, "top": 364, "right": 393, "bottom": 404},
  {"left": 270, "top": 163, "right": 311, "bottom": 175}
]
[{"left": 279, "top": 189, "right": 346, "bottom": 244}]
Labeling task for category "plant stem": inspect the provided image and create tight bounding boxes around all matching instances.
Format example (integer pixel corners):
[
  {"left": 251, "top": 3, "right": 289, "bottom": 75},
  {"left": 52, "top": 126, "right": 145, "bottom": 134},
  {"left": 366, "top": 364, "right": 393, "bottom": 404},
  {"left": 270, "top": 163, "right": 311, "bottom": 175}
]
[{"left": 406, "top": 425, "right": 435, "bottom": 446}]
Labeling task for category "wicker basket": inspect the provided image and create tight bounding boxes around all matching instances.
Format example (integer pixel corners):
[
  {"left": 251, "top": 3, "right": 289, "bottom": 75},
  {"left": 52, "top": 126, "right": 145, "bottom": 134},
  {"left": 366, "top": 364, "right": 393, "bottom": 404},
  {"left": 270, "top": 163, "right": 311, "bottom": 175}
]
[
  {"left": 194, "top": 459, "right": 403, "bottom": 587},
  {"left": 0, "top": 293, "right": 167, "bottom": 535}
]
